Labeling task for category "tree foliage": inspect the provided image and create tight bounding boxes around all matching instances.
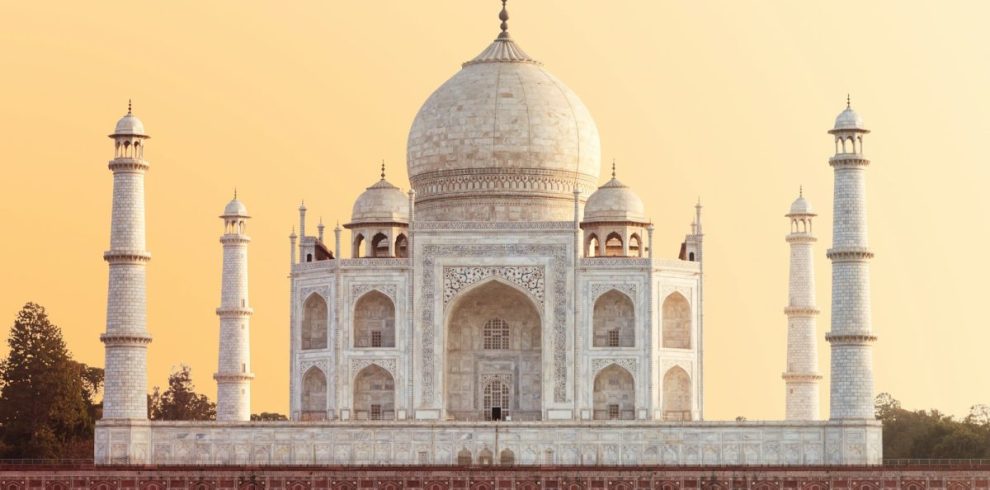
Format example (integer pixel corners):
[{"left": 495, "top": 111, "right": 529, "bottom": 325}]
[
  {"left": 876, "top": 393, "right": 990, "bottom": 459},
  {"left": 251, "top": 412, "right": 288, "bottom": 421},
  {"left": 148, "top": 365, "right": 215, "bottom": 421},
  {"left": 0, "top": 303, "right": 100, "bottom": 458}
]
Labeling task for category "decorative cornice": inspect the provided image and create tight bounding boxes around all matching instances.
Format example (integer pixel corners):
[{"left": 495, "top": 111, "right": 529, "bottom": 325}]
[
  {"left": 216, "top": 306, "right": 254, "bottom": 317},
  {"left": 826, "top": 248, "right": 874, "bottom": 261},
  {"left": 100, "top": 333, "right": 152, "bottom": 346},
  {"left": 108, "top": 158, "right": 150, "bottom": 172},
  {"left": 220, "top": 235, "right": 251, "bottom": 245},
  {"left": 581, "top": 257, "right": 652, "bottom": 268},
  {"left": 339, "top": 258, "right": 411, "bottom": 268},
  {"left": 825, "top": 332, "right": 878, "bottom": 345},
  {"left": 213, "top": 372, "right": 255, "bottom": 382},
  {"left": 415, "top": 221, "right": 575, "bottom": 231},
  {"left": 103, "top": 250, "right": 151, "bottom": 263},
  {"left": 828, "top": 156, "right": 870, "bottom": 168},
  {"left": 782, "top": 372, "right": 823, "bottom": 382},
  {"left": 785, "top": 235, "right": 817, "bottom": 244},
  {"left": 784, "top": 306, "right": 820, "bottom": 316}
]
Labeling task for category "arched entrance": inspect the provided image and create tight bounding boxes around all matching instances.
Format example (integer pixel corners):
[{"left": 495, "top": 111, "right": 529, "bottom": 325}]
[
  {"left": 445, "top": 280, "right": 542, "bottom": 421},
  {"left": 593, "top": 364, "right": 634, "bottom": 420},
  {"left": 353, "top": 364, "right": 395, "bottom": 420}
]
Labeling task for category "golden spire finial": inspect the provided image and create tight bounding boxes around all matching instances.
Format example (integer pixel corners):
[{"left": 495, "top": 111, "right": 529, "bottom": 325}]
[
  {"left": 127, "top": 99, "right": 132, "bottom": 115},
  {"left": 846, "top": 93, "right": 851, "bottom": 109},
  {"left": 611, "top": 159, "right": 616, "bottom": 179},
  {"left": 380, "top": 160, "right": 386, "bottom": 180},
  {"left": 498, "top": 0, "right": 510, "bottom": 39}
]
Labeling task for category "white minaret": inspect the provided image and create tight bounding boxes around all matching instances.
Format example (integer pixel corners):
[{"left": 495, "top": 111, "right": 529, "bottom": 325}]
[
  {"left": 826, "top": 97, "right": 877, "bottom": 420},
  {"left": 783, "top": 188, "right": 822, "bottom": 420},
  {"left": 214, "top": 192, "right": 254, "bottom": 421},
  {"left": 101, "top": 101, "right": 152, "bottom": 420}
]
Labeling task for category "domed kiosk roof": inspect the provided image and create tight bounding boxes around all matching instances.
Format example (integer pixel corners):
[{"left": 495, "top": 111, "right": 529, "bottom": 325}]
[
  {"left": 111, "top": 100, "right": 147, "bottom": 137},
  {"left": 831, "top": 96, "right": 868, "bottom": 132},
  {"left": 223, "top": 196, "right": 250, "bottom": 218},
  {"left": 787, "top": 188, "right": 815, "bottom": 217},
  {"left": 349, "top": 166, "right": 410, "bottom": 226},
  {"left": 406, "top": 2, "right": 601, "bottom": 222},
  {"left": 583, "top": 166, "right": 647, "bottom": 224}
]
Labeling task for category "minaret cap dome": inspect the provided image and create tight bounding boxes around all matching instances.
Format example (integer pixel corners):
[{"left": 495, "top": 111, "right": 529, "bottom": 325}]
[
  {"left": 832, "top": 106, "right": 866, "bottom": 131},
  {"left": 112, "top": 112, "right": 147, "bottom": 137},
  {"left": 583, "top": 177, "right": 647, "bottom": 223},
  {"left": 788, "top": 195, "right": 814, "bottom": 216},
  {"left": 223, "top": 198, "right": 249, "bottom": 218}
]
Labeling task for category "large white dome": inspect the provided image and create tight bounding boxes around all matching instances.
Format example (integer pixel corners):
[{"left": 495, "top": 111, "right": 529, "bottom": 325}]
[{"left": 406, "top": 17, "right": 601, "bottom": 222}]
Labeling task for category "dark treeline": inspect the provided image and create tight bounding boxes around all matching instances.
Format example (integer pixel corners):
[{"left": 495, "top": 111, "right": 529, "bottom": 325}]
[
  {"left": 0, "top": 303, "right": 285, "bottom": 459},
  {"left": 0, "top": 303, "right": 986, "bottom": 460}
]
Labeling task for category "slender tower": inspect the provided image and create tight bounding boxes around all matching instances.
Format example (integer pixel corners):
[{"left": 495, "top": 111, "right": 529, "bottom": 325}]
[
  {"left": 826, "top": 97, "right": 877, "bottom": 420},
  {"left": 101, "top": 101, "right": 152, "bottom": 420},
  {"left": 214, "top": 193, "right": 254, "bottom": 421},
  {"left": 783, "top": 189, "right": 822, "bottom": 420}
]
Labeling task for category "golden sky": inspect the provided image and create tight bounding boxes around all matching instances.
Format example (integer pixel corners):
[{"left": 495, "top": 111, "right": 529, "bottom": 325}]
[{"left": 1, "top": 1, "right": 987, "bottom": 420}]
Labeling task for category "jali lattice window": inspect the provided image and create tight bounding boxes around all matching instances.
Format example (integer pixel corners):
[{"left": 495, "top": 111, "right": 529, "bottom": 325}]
[
  {"left": 607, "top": 329, "right": 620, "bottom": 347},
  {"left": 484, "top": 380, "right": 510, "bottom": 419},
  {"left": 483, "top": 318, "right": 509, "bottom": 350}
]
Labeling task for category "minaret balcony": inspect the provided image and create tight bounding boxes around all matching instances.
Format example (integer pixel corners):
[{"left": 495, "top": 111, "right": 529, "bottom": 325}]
[
  {"left": 826, "top": 247, "right": 874, "bottom": 261},
  {"left": 828, "top": 154, "right": 870, "bottom": 168}
]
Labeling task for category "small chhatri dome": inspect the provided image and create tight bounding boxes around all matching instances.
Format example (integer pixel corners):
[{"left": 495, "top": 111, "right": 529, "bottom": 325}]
[
  {"left": 112, "top": 99, "right": 147, "bottom": 137},
  {"left": 583, "top": 166, "right": 647, "bottom": 223},
  {"left": 349, "top": 165, "right": 410, "bottom": 225},
  {"left": 223, "top": 191, "right": 250, "bottom": 218},
  {"left": 788, "top": 188, "right": 815, "bottom": 216},
  {"left": 832, "top": 95, "right": 866, "bottom": 131}
]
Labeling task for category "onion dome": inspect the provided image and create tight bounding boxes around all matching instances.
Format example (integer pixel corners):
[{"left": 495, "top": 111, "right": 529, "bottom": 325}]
[
  {"left": 348, "top": 165, "right": 410, "bottom": 225},
  {"left": 831, "top": 95, "right": 868, "bottom": 132},
  {"left": 111, "top": 100, "right": 147, "bottom": 137},
  {"left": 583, "top": 165, "right": 647, "bottom": 224},
  {"left": 222, "top": 193, "right": 249, "bottom": 218},
  {"left": 787, "top": 188, "right": 815, "bottom": 217},
  {"left": 406, "top": 1, "right": 601, "bottom": 222}
]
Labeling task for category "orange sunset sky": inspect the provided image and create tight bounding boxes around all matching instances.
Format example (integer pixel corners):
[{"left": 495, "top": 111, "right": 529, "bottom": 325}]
[{"left": 1, "top": 1, "right": 987, "bottom": 420}]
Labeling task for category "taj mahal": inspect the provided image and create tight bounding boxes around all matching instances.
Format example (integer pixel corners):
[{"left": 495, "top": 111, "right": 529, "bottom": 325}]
[{"left": 94, "top": 2, "right": 882, "bottom": 466}]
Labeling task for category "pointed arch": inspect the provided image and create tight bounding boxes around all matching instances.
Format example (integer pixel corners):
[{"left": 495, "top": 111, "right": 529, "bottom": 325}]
[
  {"left": 371, "top": 232, "right": 390, "bottom": 257},
  {"left": 352, "top": 233, "right": 365, "bottom": 258},
  {"left": 662, "top": 292, "right": 691, "bottom": 349},
  {"left": 457, "top": 448, "right": 472, "bottom": 465},
  {"left": 500, "top": 448, "right": 515, "bottom": 465},
  {"left": 478, "top": 448, "right": 493, "bottom": 466},
  {"left": 353, "top": 364, "right": 395, "bottom": 420},
  {"left": 605, "top": 232, "right": 624, "bottom": 257},
  {"left": 354, "top": 290, "right": 395, "bottom": 348},
  {"left": 301, "top": 367, "right": 327, "bottom": 420},
  {"left": 662, "top": 366, "right": 691, "bottom": 421},
  {"left": 586, "top": 233, "right": 601, "bottom": 257},
  {"left": 592, "top": 289, "right": 635, "bottom": 347},
  {"left": 593, "top": 364, "right": 635, "bottom": 420},
  {"left": 629, "top": 234, "right": 642, "bottom": 257},
  {"left": 394, "top": 234, "right": 408, "bottom": 258},
  {"left": 302, "top": 293, "right": 328, "bottom": 350}
]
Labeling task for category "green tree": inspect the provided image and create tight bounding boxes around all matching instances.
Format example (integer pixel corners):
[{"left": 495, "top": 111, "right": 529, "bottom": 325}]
[
  {"left": 0, "top": 303, "right": 95, "bottom": 458},
  {"left": 876, "top": 393, "right": 990, "bottom": 459},
  {"left": 149, "top": 365, "right": 215, "bottom": 421}
]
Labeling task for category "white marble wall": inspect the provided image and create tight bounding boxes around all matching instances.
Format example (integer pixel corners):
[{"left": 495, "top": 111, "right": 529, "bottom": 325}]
[{"left": 94, "top": 420, "right": 882, "bottom": 466}]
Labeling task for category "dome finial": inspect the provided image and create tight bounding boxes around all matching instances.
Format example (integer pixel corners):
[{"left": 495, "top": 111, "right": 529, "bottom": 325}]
[
  {"left": 846, "top": 93, "right": 851, "bottom": 109},
  {"left": 127, "top": 99, "right": 132, "bottom": 115},
  {"left": 380, "top": 160, "right": 386, "bottom": 180},
  {"left": 498, "top": 0, "right": 510, "bottom": 39},
  {"left": 799, "top": 185, "right": 803, "bottom": 198},
  {"left": 233, "top": 187, "right": 238, "bottom": 200},
  {"left": 611, "top": 158, "right": 616, "bottom": 179}
]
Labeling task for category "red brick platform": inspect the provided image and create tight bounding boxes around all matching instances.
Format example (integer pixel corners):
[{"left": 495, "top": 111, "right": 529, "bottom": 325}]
[{"left": 0, "top": 465, "right": 986, "bottom": 489}]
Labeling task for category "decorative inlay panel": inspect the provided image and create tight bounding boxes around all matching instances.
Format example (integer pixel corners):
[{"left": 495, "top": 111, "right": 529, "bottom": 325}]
[
  {"left": 299, "top": 359, "right": 329, "bottom": 376},
  {"left": 420, "top": 243, "right": 569, "bottom": 404},
  {"left": 351, "top": 284, "right": 397, "bottom": 303},
  {"left": 591, "top": 358, "right": 638, "bottom": 376},
  {"left": 350, "top": 358, "right": 396, "bottom": 378},
  {"left": 443, "top": 266, "right": 544, "bottom": 308},
  {"left": 589, "top": 283, "right": 637, "bottom": 302}
]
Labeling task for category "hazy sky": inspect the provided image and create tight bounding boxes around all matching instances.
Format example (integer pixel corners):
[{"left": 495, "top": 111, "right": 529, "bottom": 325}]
[{"left": 1, "top": 1, "right": 987, "bottom": 420}]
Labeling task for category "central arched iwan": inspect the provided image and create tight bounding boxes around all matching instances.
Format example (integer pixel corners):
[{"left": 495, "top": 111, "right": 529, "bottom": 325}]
[{"left": 445, "top": 280, "right": 542, "bottom": 421}]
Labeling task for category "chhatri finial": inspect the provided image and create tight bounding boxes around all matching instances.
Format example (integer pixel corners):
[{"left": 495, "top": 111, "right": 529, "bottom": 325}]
[
  {"left": 846, "top": 93, "right": 851, "bottom": 109},
  {"left": 799, "top": 185, "right": 803, "bottom": 198},
  {"left": 380, "top": 160, "right": 386, "bottom": 180},
  {"left": 611, "top": 159, "right": 617, "bottom": 179},
  {"left": 498, "top": 0, "right": 510, "bottom": 39},
  {"left": 233, "top": 187, "right": 238, "bottom": 200},
  {"left": 127, "top": 99, "right": 133, "bottom": 115}
]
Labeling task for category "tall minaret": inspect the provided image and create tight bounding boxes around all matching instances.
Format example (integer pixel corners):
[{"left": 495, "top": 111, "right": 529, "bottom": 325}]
[
  {"left": 826, "top": 97, "right": 877, "bottom": 420},
  {"left": 783, "top": 188, "right": 822, "bottom": 420},
  {"left": 214, "top": 192, "right": 254, "bottom": 421},
  {"left": 101, "top": 101, "right": 152, "bottom": 420}
]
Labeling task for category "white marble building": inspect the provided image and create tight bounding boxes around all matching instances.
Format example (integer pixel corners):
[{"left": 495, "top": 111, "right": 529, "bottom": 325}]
[{"left": 94, "top": 2, "right": 882, "bottom": 466}]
